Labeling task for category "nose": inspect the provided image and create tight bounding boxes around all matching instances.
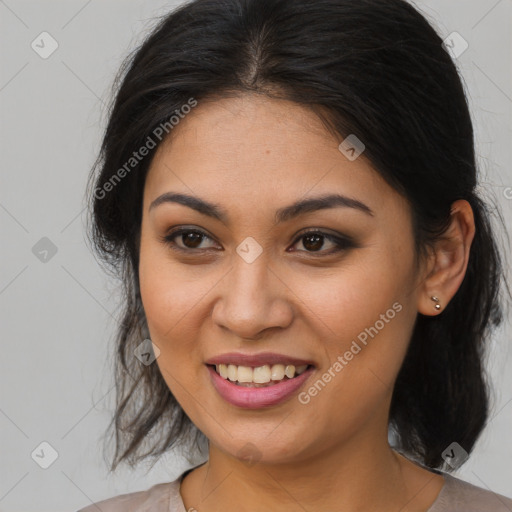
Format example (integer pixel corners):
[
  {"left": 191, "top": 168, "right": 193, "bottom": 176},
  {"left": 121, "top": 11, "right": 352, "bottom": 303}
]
[{"left": 211, "top": 255, "right": 293, "bottom": 340}]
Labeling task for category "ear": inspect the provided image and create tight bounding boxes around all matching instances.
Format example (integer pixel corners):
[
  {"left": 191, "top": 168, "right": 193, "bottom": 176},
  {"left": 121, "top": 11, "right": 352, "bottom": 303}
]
[{"left": 417, "top": 199, "right": 475, "bottom": 316}]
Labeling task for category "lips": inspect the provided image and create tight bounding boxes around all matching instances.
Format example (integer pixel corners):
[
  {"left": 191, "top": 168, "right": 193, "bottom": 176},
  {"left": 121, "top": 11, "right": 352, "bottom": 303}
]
[
  {"left": 207, "top": 364, "right": 315, "bottom": 409},
  {"left": 204, "top": 352, "right": 316, "bottom": 408}
]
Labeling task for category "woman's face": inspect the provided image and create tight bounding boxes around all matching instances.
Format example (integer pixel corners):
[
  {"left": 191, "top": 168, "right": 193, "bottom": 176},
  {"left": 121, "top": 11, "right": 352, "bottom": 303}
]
[{"left": 139, "top": 93, "right": 425, "bottom": 465}]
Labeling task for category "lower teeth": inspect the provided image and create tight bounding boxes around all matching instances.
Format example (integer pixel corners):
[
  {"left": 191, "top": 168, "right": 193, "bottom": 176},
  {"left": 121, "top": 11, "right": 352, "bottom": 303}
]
[{"left": 235, "top": 376, "right": 291, "bottom": 387}]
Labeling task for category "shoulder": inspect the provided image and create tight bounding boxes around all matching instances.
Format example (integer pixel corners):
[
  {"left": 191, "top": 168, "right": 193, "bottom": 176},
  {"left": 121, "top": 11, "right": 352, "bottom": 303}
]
[
  {"left": 429, "top": 472, "right": 512, "bottom": 512},
  {"left": 76, "top": 478, "right": 185, "bottom": 512}
]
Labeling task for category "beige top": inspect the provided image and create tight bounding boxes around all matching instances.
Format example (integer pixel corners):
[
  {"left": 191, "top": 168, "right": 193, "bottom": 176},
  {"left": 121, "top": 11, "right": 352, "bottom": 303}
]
[{"left": 76, "top": 468, "right": 512, "bottom": 512}]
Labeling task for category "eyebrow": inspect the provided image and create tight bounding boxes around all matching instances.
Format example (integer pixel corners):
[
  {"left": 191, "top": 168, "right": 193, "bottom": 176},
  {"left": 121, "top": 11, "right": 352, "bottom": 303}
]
[{"left": 149, "top": 191, "right": 374, "bottom": 223}]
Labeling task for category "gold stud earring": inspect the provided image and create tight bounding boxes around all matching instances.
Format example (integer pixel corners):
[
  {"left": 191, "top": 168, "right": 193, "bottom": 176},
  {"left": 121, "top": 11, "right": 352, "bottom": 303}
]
[{"left": 431, "top": 296, "right": 441, "bottom": 311}]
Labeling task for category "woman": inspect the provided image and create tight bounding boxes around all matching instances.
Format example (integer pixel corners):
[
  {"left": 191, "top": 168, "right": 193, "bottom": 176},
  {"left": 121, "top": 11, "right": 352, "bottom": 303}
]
[{"left": 78, "top": 0, "right": 512, "bottom": 510}]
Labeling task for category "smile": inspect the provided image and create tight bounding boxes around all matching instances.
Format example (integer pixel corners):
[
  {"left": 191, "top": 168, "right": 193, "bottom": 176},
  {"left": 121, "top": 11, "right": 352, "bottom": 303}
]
[{"left": 206, "top": 364, "right": 315, "bottom": 409}]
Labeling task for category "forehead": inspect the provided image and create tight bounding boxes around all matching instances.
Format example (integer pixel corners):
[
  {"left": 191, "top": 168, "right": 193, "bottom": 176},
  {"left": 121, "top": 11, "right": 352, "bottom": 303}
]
[
  {"left": 154, "top": 93, "right": 338, "bottom": 164},
  {"left": 143, "top": 93, "right": 407, "bottom": 222}
]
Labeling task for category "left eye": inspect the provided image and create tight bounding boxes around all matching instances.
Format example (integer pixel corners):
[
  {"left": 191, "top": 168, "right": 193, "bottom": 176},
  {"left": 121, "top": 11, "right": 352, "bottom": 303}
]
[
  {"left": 161, "top": 228, "right": 354, "bottom": 255},
  {"left": 290, "top": 229, "right": 353, "bottom": 254}
]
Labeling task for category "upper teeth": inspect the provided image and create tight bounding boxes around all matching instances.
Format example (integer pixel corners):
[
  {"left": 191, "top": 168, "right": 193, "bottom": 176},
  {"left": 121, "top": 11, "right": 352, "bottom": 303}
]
[{"left": 215, "top": 364, "right": 308, "bottom": 383}]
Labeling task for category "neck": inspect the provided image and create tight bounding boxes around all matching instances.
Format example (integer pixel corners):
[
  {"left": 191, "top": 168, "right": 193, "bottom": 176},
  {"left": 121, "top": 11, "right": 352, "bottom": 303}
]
[{"left": 180, "top": 424, "right": 440, "bottom": 512}]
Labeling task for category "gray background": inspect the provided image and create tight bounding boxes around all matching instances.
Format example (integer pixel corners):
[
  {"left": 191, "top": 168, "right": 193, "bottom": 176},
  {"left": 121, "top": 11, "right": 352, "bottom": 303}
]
[{"left": 0, "top": 1, "right": 511, "bottom": 510}]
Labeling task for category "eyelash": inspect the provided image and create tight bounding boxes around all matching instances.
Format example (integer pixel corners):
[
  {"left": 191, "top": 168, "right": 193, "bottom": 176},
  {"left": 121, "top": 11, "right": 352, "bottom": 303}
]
[{"left": 160, "top": 227, "right": 355, "bottom": 256}]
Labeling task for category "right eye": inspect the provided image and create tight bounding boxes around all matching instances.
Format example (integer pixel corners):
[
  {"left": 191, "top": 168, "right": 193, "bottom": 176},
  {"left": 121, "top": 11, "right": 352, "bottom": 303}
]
[{"left": 160, "top": 227, "right": 220, "bottom": 252}]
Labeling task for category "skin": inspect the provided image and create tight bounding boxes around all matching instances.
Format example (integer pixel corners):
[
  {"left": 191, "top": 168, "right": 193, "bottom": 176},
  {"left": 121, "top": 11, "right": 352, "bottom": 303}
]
[{"left": 138, "top": 92, "right": 475, "bottom": 512}]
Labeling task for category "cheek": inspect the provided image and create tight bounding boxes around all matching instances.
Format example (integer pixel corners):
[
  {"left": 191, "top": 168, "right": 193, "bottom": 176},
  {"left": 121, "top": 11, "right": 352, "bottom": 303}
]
[
  {"left": 296, "top": 290, "right": 412, "bottom": 442},
  {"left": 139, "top": 242, "right": 204, "bottom": 341},
  {"left": 138, "top": 246, "right": 206, "bottom": 404},
  {"left": 291, "top": 245, "right": 415, "bottom": 386},
  {"left": 291, "top": 257, "right": 406, "bottom": 341}
]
